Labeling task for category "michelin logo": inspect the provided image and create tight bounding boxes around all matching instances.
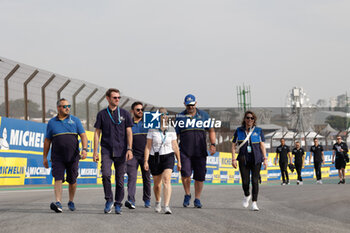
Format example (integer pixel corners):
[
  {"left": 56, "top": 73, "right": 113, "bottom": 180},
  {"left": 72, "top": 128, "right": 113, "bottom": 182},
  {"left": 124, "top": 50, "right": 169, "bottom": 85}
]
[
  {"left": 0, "top": 128, "right": 9, "bottom": 150},
  {"left": 26, "top": 167, "right": 51, "bottom": 177},
  {"left": 0, "top": 166, "right": 25, "bottom": 175},
  {"left": 10, "top": 129, "right": 45, "bottom": 148}
]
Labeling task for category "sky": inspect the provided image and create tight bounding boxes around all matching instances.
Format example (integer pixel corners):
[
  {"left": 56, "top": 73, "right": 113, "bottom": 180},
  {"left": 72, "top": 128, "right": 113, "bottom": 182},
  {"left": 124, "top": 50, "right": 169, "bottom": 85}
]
[{"left": 1, "top": 0, "right": 350, "bottom": 107}]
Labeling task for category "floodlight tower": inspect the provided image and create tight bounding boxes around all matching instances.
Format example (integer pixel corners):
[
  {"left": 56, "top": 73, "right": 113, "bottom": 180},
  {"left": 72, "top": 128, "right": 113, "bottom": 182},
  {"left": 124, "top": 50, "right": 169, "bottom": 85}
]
[
  {"left": 237, "top": 85, "right": 251, "bottom": 112},
  {"left": 287, "top": 87, "right": 311, "bottom": 146}
]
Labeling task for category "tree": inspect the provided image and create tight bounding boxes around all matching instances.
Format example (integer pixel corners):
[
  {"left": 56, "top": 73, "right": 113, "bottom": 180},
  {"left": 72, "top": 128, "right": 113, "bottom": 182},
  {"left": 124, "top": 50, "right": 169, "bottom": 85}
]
[
  {"left": 0, "top": 99, "right": 41, "bottom": 118},
  {"left": 325, "top": 115, "right": 347, "bottom": 131}
]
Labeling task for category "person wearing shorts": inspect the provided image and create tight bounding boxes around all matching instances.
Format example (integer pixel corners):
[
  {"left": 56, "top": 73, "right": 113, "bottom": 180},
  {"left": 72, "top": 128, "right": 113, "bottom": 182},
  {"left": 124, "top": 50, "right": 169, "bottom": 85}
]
[
  {"left": 332, "top": 136, "right": 348, "bottom": 184},
  {"left": 275, "top": 138, "right": 292, "bottom": 185},
  {"left": 125, "top": 101, "right": 151, "bottom": 209},
  {"left": 43, "top": 98, "right": 88, "bottom": 213},
  {"left": 310, "top": 138, "right": 325, "bottom": 184},
  {"left": 175, "top": 94, "right": 216, "bottom": 208},
  {"left": 93, "top": 88, "right": 133, "bottom": 214},
  {"left": 144, "top": 108, "right": 181, "bottom": 214}
]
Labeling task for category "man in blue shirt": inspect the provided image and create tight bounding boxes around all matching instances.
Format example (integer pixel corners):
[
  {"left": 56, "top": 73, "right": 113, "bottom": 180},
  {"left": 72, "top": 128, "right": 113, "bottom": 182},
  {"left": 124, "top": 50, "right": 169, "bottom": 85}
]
[
  {"left": 93, "top": 88, "right": 133, "bottom": 214},
  {"left": 125, "top": 101, "right": 151, "bottom": 209},
  {"left": 176, "top": 94, "right": 216, "bottom": 208},
  {"left": 43, "top": 98, "right": 88, "bottom": 213}
]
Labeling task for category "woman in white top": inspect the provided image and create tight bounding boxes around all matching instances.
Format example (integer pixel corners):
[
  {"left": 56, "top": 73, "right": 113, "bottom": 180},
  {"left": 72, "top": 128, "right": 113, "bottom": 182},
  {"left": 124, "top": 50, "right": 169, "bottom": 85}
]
[{"left": 144, "top": 108, "right": 181, "bottom": 214}]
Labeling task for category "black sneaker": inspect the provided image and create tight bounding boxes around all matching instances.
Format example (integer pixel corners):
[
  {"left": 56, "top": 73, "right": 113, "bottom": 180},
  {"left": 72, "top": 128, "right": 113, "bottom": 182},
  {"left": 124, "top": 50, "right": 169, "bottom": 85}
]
[
  {"left": 50, "top": 202, "right": 63, "bottom": 213},
  {"left": 125, "top": 200, "right": 135, "bottom": 209},
  {"left": 343, "top": 179, "right": 346, "bottom": 184},
  {"left": 338, "top": 180, "right": 343, "bottom": 184}
]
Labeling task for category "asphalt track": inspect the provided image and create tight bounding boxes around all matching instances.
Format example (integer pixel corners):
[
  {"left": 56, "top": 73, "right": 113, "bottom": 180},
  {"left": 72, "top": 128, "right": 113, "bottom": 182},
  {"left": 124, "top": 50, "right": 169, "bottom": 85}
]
[{"left": 0, "top": 178, "right": 349, "bottom": 233}]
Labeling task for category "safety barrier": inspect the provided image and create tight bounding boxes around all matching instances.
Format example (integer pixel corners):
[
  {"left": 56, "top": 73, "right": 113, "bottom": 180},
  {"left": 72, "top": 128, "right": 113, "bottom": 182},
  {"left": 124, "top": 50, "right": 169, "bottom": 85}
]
[{"left": 0, "top": 116, "right": 348, "bottom": 186}]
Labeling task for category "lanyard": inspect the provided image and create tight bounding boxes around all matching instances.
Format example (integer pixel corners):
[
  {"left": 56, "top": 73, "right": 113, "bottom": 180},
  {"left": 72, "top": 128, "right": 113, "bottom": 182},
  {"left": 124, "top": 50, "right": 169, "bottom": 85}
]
[
  {"left": 159, "top": 129, "right": 167, "bottom": 144},
  {"left": 107, "top": 107, "right": 121, "bottom": 125},
  {"left": 155, "top": 129, "right": 167, "bottom": 153}
]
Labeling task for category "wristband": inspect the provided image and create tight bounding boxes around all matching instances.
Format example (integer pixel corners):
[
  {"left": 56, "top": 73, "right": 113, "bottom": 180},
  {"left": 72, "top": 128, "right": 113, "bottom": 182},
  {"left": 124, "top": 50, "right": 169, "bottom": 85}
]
[
  {"left": 82, "top": 148, "right": 88, "bottom": 152},
  {"left": 127, "top": 148, "right": 133, "bottom": 152},
  {"left": 211, "top": 143, "right": 216, "bottom": 147}
]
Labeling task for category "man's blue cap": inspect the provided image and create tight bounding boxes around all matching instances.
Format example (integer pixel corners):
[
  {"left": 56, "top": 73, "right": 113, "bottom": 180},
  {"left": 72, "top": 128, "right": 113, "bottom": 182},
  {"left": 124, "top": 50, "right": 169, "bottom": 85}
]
[{"left": 184, "top": 94, "right": 196, "bottom": 105}]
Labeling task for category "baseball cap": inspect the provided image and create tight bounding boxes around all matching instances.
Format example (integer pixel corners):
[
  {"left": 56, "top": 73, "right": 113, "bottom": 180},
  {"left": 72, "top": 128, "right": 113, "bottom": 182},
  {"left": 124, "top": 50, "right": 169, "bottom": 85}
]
[{"left": 184, "top": 94, "right": 196, "bottom": 105}]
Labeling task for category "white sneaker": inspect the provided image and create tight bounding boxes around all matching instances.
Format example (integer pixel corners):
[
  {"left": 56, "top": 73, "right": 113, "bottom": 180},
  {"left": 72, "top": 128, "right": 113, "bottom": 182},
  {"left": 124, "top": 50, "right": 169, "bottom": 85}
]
[
  {"left": 296, "top": 180, "right": 300, "bottom": 185},
  {"left": 155, "top": 200, "right": 161, "bottom": 213},
  {"left": 164, "top": 206, "right": 172, "bottom": 214},
  {"left": 251, "top": 201, "right": 259, "bottom": 211},
  {"left": 316, "top": 180, "right": 322, "bottom": 184},
  {"left": 319, "top": 180, "right": 323, "bottom": 184},
  {"left": 299, "top": 181, "right": 303, "bottom": 185},
  {"left": 242, "top": 195, "right": 251, "bottom": 208}
]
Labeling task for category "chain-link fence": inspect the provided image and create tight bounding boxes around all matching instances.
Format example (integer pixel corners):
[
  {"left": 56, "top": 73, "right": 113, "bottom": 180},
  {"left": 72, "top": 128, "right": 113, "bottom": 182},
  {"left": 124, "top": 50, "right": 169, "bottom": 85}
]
[
  {"left": 1, "top": 56, "right": 349, "bottom": 152},
  {"left": 0, "top": 56, "right": 157, "bottom": 130}
]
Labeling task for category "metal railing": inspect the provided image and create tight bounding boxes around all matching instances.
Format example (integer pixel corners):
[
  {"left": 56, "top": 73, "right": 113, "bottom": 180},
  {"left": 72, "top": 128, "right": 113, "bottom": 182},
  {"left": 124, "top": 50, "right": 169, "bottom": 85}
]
[{"left": 0, "top": 56, "right": 156, "bottom": 130}]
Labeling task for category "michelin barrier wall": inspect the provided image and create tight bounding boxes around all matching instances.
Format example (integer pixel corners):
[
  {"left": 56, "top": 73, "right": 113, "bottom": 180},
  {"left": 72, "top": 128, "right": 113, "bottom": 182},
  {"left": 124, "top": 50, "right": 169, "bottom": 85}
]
[{"left": 0, "top": 116, "right": 349, "bottom": 186}]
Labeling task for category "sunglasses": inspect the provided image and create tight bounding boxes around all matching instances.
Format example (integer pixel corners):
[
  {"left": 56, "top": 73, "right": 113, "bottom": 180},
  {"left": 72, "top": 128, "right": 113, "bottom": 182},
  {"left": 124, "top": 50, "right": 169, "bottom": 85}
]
[
  {"left": 112, "top": 96, "right": 122, "bottom": 100},
  {"left": 186, "top": 104, "right": 195, "bottom": 107},
  {"left": 161, "top": 112, "right": 169, "bottom": 116},
  {"left": 245, "top": 117, "right": 254, "bottom": 120},
  {"left": 60, "top": 105, "right": 71, "bottom": 109},
  {"left": 135, "top": 108, "right": 144, "bottom": 112}
]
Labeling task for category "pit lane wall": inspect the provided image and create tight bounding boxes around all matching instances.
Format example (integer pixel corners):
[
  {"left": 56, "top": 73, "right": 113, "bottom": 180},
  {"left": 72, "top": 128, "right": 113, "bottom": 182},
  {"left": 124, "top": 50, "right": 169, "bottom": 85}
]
[{"left": 0, "top": 116, "right": 349, "bottom": 186}]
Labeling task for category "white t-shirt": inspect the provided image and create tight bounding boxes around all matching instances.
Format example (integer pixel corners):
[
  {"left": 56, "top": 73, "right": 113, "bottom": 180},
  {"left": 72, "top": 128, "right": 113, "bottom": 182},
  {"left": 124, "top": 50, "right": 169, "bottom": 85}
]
[{"left": 147, "top": 127, "right": 177, "bottom": 155}]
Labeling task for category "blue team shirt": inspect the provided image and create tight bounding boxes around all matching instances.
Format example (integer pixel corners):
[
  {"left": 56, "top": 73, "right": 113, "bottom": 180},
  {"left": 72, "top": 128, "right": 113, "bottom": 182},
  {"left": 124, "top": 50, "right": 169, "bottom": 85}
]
[
  {"left": 46, "top": 115, "right": 85, "bottom": 139},
  {"left": 45, "top": 115, "right": 85, "bottom": 162},
  {"left": 132, "top": 119, "right": 148, "bottom": 158},
  {"left": 232, "top": 126, "right": 265, "bottom": 164},
  {"left": 175, "top": 109, "right": 211, "bottom": 157}
]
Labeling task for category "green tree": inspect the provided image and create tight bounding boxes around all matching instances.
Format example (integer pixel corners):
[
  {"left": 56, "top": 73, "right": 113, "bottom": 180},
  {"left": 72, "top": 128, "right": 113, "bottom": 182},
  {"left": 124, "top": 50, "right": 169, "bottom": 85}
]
[
  {"left": 325, "top": 115, "right": 347, "bottom": 131},
  {"left": 0, "top": 99, "right": 41, "bottom": 118}
]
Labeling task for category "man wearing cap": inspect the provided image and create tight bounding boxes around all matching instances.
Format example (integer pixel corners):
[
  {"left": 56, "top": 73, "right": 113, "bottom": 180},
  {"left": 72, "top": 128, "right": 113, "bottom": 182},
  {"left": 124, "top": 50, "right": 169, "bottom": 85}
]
[
  {"left": 43, "top": 98, "right": 88, "bottom": 213},
  {"left": 93, "top": 88, "right": 133, "bottom": 214},
  {"left": 175, "top": 94, "right": 216, "bottom": 208}
]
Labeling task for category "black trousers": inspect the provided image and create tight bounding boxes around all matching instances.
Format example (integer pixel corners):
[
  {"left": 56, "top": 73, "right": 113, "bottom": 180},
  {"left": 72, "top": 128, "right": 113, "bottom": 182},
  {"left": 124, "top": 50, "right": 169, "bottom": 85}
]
[
  {"left": 314, "top": 161, "right": 322, "bottom": 180},
  {"left": 295, "top": 162, "right": 303, "bottom": 181},
  {"left": 239, "top": 160, "right": 261, "bottom": 202},
  {"left": 279, "top": 161, "right": 289, "bottom": 183}
]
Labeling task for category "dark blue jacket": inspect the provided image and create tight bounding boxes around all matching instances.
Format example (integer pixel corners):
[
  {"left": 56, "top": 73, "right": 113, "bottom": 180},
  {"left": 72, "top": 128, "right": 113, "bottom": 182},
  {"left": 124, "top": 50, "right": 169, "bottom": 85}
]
[{"left": 232, "top": 126, "right": 265, "bottom": 164}]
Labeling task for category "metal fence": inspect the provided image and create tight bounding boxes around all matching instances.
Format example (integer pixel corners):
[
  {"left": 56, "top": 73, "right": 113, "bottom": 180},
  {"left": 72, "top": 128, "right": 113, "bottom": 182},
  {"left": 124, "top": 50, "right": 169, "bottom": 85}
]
[
  {"left": 0, "top": 56, "right": 157, "bottom": 130},
  {"left": 1, "top": 56, "right": 349, "bottom": 153}
]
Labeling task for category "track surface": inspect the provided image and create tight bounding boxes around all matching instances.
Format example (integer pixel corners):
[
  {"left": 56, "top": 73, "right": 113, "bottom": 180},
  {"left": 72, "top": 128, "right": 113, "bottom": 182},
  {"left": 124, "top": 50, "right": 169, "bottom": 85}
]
[{"left": 0, "top": 179, "right": 349, "bottom": 233}]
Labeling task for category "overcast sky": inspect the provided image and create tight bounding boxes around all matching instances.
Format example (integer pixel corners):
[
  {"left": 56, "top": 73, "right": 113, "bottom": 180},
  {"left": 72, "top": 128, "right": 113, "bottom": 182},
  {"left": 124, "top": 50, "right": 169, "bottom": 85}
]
[{"left": 1, "top": 0, "right": 349, "bottom": 107}]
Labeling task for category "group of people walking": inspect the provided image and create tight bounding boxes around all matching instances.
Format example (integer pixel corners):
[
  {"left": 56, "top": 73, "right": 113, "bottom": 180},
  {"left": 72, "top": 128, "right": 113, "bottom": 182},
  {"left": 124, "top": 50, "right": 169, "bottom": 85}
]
[
  {"left": 43, "top": 88, "right": 349, "bottom": 214},
  {"left": 44, "top": 89, "right": 216, "bottom": 214},
  {"left": 275, "top": 136, "right": 348, "bottom": 186}
]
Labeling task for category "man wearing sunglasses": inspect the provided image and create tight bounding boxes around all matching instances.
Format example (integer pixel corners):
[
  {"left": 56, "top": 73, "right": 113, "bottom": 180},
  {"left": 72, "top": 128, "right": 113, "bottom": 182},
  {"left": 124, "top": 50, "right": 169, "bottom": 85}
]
[
  {"left": 175, "top": 94, "right": 216, "bottom": 208},
  {"left": 43, "top": 98, "right": 88, "bottom": 213},
  {"left": 93, "top": 88, "right": 133, "bottom": 214},
  {"left": 125, "top": 102, "right": 151, "bottom": 209}
]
